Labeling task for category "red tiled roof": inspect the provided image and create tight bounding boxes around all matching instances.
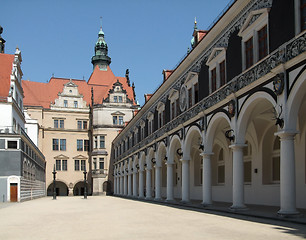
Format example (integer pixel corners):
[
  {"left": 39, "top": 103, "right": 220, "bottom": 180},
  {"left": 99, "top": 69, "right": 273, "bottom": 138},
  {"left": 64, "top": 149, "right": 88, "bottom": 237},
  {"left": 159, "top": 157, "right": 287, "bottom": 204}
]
[
  {"left": 0, "top": 53, "right": 14, "bottom": 98},
  {"left": 144, "top": 94, "right": 153, "bottom": 103},
  {"left": 162, "top": 69, "right": 173, "bottom": 82},
  {"left": 197, "top": 30, "right": 207, "bottom": 42},
  {"left": 23, "top": 65, "right": 136, "bottom": 109}
]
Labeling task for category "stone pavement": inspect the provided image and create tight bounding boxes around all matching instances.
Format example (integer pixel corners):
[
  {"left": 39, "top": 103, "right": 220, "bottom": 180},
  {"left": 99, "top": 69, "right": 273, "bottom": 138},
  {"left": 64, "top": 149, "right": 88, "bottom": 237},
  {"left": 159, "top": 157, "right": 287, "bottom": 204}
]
[{"left": 0, "top": 196, "right": 305, "bottom": 240}]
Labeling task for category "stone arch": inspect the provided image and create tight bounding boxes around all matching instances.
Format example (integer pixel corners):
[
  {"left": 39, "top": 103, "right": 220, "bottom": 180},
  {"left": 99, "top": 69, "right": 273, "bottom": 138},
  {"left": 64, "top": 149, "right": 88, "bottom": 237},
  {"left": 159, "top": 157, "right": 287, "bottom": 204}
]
[
  {"left": 236, "top": 91, "right": 276, "bottom": 144},
  {"left": 168, "top": 134, "right": 182, "bottom": 164},
  {"left": 206, "top": 112, "right": 231, "bottom": 152},
  {"left": 183, "top": 125, "right": 202, "bottom": 160},
  {"left": 156, "top": 141, "right": 167, "bottom": 167},
  {"left": 139, "top": 151, "right": 146, "bottom": 171},
  {"left": 287, "top": 68, "right": 306, "bottom": 130},
  {"left": 47, "top": 180, "right": 69, "bottom": 196},
  {"left": 146, "top": 147, "right": 155, "bottom": 168},
  {"left": 73, "top": 181, "right": 91, "bottom": 196}
]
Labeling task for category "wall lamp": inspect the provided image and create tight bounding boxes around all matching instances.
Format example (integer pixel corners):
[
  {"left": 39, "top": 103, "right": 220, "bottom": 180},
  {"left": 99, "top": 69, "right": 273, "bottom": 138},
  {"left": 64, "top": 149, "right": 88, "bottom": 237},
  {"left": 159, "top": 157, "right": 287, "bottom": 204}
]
[
  {"left": 225, "top": 129, "right": 235, "bottom": 142},
  {"left": 177, "top": 148, "right": 183, "bottom": 157},
  {"left": 151, "top": 158, "right": 156, "bottom": 164}
]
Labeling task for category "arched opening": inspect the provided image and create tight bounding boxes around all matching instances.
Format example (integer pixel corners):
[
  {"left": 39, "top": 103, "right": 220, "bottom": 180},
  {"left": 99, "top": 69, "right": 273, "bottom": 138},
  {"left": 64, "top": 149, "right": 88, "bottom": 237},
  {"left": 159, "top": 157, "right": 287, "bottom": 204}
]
[
  {"left": 73, "top": 181, "right": 90, "bottom": 196},
  {"left": 47, "top": 181, "right": 68, "bottom": 196}
]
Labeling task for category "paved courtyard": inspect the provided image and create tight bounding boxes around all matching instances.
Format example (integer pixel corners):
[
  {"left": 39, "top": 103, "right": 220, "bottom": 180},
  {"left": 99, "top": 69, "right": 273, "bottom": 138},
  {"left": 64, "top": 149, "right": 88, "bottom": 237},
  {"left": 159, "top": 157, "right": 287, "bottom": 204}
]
[{"left": 0, "top": 196, "right": 305, "bottom": 240}]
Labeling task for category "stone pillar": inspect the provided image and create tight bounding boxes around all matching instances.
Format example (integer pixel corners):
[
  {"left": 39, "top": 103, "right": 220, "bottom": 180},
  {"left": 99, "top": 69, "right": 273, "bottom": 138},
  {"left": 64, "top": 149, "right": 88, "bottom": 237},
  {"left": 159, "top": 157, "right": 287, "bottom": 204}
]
[
  {"left": 201, "top": 152, "right": 213, "bottom": 206},
  {"left": 146, "top": 168, "right": 152, "bottom": 199},
  {"left": 230, "top": 144, "right": 247, "bottom": 209},
  {"left": 181, "top": 159, "right": 190, "bottom": 203},
  {"left": 116, "top": 176, "right": 119, "bottom": 195},
  {"left": 277, "top": 131, "right": 299, "bottom": 215},
  {"left": 128, "top": 173, "right": 132, "bottom": 196},
  {"left": 139, "top": 170, "right": 144, "bottom": 198},
  {"left": 124, "top": 173, "right": 128, "bottom": 196},
  {"left": 114, "top": 176, "right": 117, "bottom": 195},
  {"left": 166, "top": 162, "right": 174, "bottom": 201},
  {"left": 120, "top": 175, "right": 123, "bottom": 195},
  {"left": 155, "top": 166, "right": 162, "bottom": 200},
  {"left": 133, "top": 171, "right": 137, "bottom": 197}
]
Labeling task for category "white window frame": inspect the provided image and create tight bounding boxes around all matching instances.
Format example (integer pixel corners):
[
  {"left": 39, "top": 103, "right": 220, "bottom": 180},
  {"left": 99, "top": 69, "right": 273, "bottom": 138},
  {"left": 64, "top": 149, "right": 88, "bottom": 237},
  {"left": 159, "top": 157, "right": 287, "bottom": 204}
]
[
  {"left": 168, "top": 89, "right": 179, "bottom": 120},
  {"left": 206, "top": 48, "right": 226, "bottom": 94},
  {"left": 156, "top": 102, "right": 165, "bottom": 128},
  {"left": 147, "top": 112, "right": 154, "bottom": 135},
  {"left": 238, "top": 8, "right": 270, "bottom": 71}
]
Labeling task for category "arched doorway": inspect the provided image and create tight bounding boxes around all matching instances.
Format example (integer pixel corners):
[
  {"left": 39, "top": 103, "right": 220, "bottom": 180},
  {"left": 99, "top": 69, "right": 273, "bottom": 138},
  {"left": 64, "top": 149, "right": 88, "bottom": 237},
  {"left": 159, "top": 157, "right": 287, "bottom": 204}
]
[
  {"left": 47, "top": 181, "right": 68, "bottom": 196},
  {"left": 73, "top": 181, "right": 91, "bottom": 196}
]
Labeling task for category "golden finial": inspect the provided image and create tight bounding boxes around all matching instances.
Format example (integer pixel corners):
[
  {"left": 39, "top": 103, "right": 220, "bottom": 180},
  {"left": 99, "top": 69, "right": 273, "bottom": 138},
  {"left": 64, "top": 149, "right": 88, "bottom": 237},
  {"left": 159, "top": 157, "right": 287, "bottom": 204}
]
[{"left": 194, "top": 17, "right": 197, "bottom": 30}]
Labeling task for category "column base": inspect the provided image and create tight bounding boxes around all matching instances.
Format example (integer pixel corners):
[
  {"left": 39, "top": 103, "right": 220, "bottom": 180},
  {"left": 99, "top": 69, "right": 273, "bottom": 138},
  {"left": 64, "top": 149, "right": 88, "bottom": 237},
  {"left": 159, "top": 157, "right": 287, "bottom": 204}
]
[
  {"left": 277, "top": 209, "right": 300, "bottom": 217},
  {"left": 201, "top": 202, "right": 212, "bottom": 207},
  {"left": 138, "top": 196, "right": 145, "bottom": 199},
  {"left": 145, "top": 197, "right": 153, "bottom": 200},
  {"left": 154, "top": 197, "right": 162, "bottom": 201},
  {"left": 180, "top": 200, "right": 190, "bottom": 204},
  {"left": 165, "top": 199, "right": 176, "bottom": 203},
  {"left": 229, "top": 204, "right": 248, "bottom": 211}
]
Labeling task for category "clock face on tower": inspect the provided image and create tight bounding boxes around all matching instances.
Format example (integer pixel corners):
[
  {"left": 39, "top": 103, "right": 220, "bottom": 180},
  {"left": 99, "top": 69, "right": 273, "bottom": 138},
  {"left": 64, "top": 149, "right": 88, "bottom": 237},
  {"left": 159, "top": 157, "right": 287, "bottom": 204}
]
[{"left": 179, "top": 85, "right": 187, "bottom": 112}]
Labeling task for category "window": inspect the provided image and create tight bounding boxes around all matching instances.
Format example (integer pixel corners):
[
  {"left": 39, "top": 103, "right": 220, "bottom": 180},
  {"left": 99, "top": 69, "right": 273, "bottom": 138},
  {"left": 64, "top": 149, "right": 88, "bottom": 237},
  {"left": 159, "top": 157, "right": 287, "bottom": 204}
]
[
  {"left": 245, "top": 37, "right": 254, "bottom": 69},
  {"left": 114, "top": 96, "right": 118, "bottom": 102},
  {"left": 77, "top": 120, "right": 87, "bottom": 129},
  {"left": 84, "top": 140, "right": 90, "bottom": 151},
  {"left": 119, "top": 116, "right": 124, "bottom": 125},
  {"left": 60, "top": 139, "right": 66, "bottom": 151},
  {"left": 211, "top": 68, "right": 217, "bottom": 92},
  {"left": 99, "top": 158, "right": 105, "bottom": 169},
  {"left": 113, "top": 116, "right": 124, "bottom": 125},
  {"left": 74, "top": 101, "right": 78, "bottom": 108},
  {"left": 75, "top": 160, "right": 80, "bottom": 171},
  {"left": 77, "top": 139, "right": 83, "bottom": 151},
  {"left": 194, "top": 82, "right": 199, "bottom": 104},
  {"left": 219, "top": 61, "right": 226, "bottom": 87},
  {"left": 7, "top": 140, "right": 18, "bottom": 149},
  {"left": 62, "top": 160, "right": 67, "bottom": 171},
  {"left": 64, "top": 100, "right": 68, "bottom": 107},
  {"left": 171, "top": 102, "right": 175, "bottom": 120},
  {"left": 54, "top": 119, "right": 64, "bottom": 128},
  {"left": 118, "top": 96, "right": 123, "bottom": 103},
  {"left": 56, "top": 160, "right": 61, "bottom": 171},
  {"left": 113, "top": 116, "right": 118, "bottom": 125},
  {"left": 258, "top": 25, "right": 268, "bottom": 60},
  {"left": 217, "top": 148, "right": 225, "bottom": 184},
  {"left": 52, "top": 139, "right": 59, "bottom": 150},
  {"left": 239, "top": 9, "right": 269, "bottom": 70},
  {"left": 100, "top": 136, "right": 105, "bottom": 148},
  {"left": 59, "top": 120, "right": 64, "bottom": 128},
  {"left": 54, "top": 120, "right": 58, "bottom": 128},
  {"left": 81, "top": 160, "right": 86, "bottom": 171}
]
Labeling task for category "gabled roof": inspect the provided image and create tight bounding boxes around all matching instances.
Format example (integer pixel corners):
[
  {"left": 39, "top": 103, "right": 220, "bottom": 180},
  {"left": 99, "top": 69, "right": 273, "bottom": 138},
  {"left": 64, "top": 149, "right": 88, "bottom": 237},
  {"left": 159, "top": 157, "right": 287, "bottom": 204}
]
[
  {"left": 0, "top": 53, "right": 14, "bottom": 98},
  {"left": 23, "top": 65, "right": 136, "bottom": 109}
]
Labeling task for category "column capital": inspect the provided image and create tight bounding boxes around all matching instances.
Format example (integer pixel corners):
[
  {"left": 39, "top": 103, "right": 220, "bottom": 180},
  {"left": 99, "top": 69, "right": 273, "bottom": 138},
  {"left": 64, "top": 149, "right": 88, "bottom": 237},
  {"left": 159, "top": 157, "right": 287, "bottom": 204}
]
[
  {"left": 165, "top": 162, "right": 174, "bottom": 165},
  {"left": 180, "top": 158, "right": 189, "bottom": 163},
  {"left": 275, "top": 130, "right": 299, "bottom": 140},
  {"left": 229, "top": 143, "right": 247, "bottom": 150},
  {"left": 200, "top": 152, "right": 214, "bottom": 157}
]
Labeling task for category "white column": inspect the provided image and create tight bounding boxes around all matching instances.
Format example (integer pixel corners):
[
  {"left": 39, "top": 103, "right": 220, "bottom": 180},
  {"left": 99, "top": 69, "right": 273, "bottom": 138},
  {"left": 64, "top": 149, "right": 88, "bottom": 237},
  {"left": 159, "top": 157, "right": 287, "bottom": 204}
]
[
  {"left": 146, "top": 168, "right": 152, "bottom": 199},
  {"left": 114, "top": 176, "right": 117, "bottom": 194},
  {"left": 120, "top": 175, "right": 123, "bottom": 195},
  {"left": 139, "top": 170, "right": 144, "bottom": 198},
  {"left": 166, "top": 162, "right": 174, "bottom": 201},
  {"left": 277, "top": 131, "right": 299, "bottom": 215},
  {"left": 181, "top": 159, "right": 190, "bottom": 203},
  {"left": 230, "top": 144, "right": 246, "bottom": 209},
  {"left": 155, "top": 166, "right": 162, "bottom": 200},
  {"left": 133, "top": 171, "right": 137, "bottom": 197},
  {"left": 124, "top": 173, "right": 128, "bottom": 196},
  {"left": 116, "top": 175, "right": 119, "bottom": 195},
  {"left": 128, "top": 173, "right": 132, "bottom": 196},
  {"left": 201, "top": 152, "right": 213, "bottom": 206}
]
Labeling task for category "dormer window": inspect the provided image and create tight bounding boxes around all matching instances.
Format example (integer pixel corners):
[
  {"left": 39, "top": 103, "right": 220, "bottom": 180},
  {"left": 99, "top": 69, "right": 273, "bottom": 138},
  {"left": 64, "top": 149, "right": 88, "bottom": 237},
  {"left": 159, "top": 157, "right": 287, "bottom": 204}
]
[
  {"left": 74, "top": 101, "right": 78, "bottom": 108},
  {"left": 64, "top": 100, "right": 68, "bottom": 107},
  {"left": 156, "top": 102, "right": 165, "bottom": 128},
  {"left": 206, "top": 48, "right": 226, "bottom": 93},
  {"left": 118, "top": 96, "right": 123, "bottom": 103},
  {"left": 114, "top": 96, "right": 118, "bottom": 102},
  {"left": 147, "top": 112, "right": 154, "bottom": 135},
  {"left": 168, "top": 89, "right": 179, "bottom": 120},
  {"left": 238, "top": 8, "right": 269, "bottom": 70}
]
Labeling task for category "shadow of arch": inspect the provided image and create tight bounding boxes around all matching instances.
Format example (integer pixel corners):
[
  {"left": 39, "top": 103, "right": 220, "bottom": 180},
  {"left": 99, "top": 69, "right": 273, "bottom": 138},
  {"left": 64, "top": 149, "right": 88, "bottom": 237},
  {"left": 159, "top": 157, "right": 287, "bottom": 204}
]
[
  {"left": 47, "top": 181, "right": 68, "bottom": 196},
  {"left": 73, "top": 181, "right": 91, "bottom": 196},
  {"left": 103, "top": 181, "right": 113, "bottom": 195}
]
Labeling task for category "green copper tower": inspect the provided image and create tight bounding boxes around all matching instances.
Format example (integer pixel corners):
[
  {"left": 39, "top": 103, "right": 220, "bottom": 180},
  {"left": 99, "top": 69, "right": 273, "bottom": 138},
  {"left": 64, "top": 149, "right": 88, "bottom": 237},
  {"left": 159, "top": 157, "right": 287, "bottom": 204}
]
[{"left": 91, "top": 24, "right": 111, "bottom": 70}]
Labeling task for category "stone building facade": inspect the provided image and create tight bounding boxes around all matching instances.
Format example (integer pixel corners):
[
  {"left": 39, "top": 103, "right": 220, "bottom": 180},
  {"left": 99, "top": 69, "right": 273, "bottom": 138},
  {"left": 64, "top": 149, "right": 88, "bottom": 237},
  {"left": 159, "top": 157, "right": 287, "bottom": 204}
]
[
  {"left": 112, "top": 0, "right": 306, "bottom": 216},
  {"left": 23, "top": 27, "right": 138, "bottom": 196}
]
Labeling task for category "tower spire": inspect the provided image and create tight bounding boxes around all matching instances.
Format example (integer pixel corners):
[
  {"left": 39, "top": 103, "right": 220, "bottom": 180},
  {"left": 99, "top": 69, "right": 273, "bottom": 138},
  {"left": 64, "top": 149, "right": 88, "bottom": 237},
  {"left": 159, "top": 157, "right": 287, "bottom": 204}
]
[{"left": 91, "top": 18, "right": 111, "bottom": 70}]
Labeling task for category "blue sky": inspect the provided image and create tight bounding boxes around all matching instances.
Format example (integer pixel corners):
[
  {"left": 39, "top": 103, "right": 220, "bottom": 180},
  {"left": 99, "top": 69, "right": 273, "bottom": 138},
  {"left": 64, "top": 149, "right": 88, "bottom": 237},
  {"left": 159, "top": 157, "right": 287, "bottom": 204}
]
[{"left": 1, "top": 0, "right": 231, "bottom": 106}]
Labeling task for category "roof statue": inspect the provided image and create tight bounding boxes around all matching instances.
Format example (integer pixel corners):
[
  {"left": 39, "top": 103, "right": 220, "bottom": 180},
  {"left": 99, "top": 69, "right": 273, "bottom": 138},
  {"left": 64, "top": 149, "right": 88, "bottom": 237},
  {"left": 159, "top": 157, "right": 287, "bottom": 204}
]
[{"left": 0, "top": 25, "right": 6, "bottom": 53}]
